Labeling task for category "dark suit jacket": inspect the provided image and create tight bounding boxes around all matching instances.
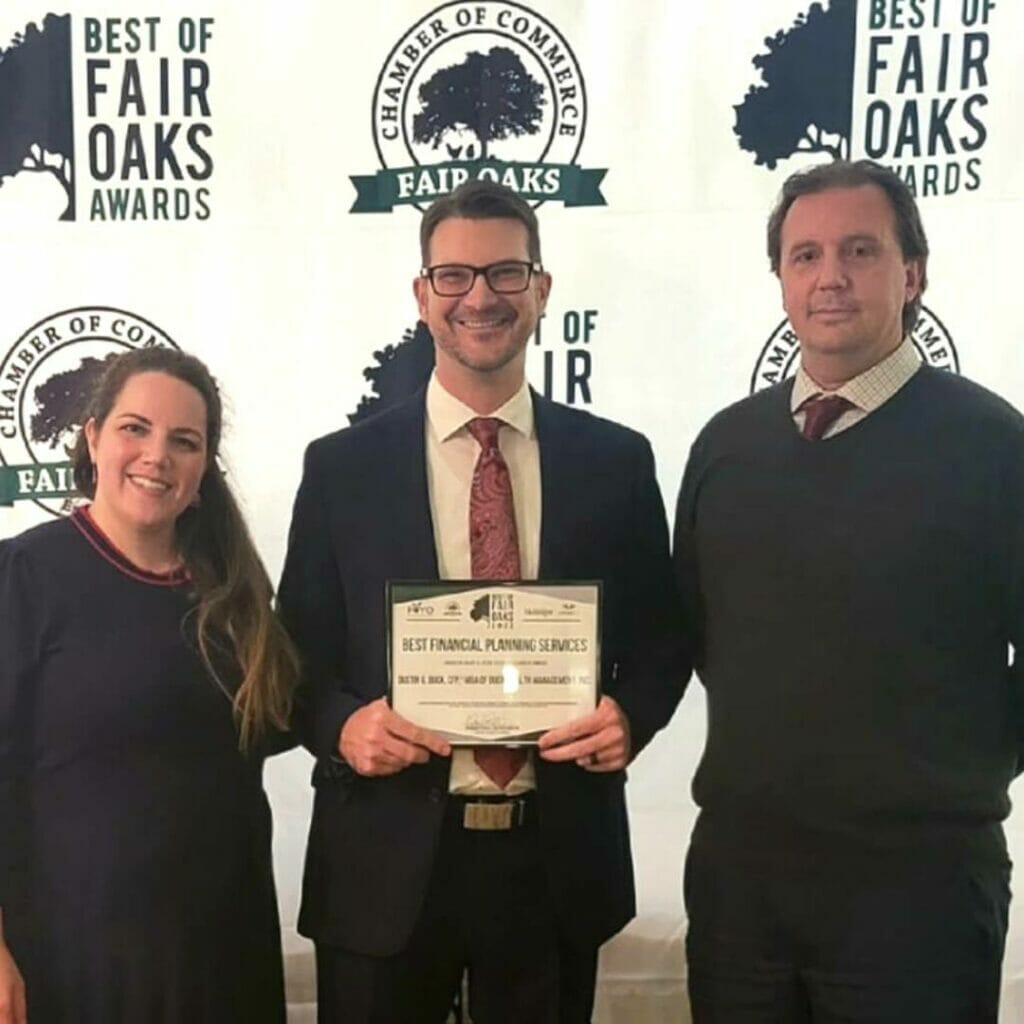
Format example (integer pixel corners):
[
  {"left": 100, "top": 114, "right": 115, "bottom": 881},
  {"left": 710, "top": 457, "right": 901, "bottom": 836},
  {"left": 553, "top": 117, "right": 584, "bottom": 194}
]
[{"left": 278, "top": 387, "right": 683, "bottom": 956}]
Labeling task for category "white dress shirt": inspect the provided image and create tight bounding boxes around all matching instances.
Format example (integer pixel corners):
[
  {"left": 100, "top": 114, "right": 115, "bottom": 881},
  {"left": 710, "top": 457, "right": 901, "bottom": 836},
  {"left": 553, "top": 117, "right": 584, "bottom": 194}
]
[{"left": 425, "top": 373, "right": 540, "bottom": 795}]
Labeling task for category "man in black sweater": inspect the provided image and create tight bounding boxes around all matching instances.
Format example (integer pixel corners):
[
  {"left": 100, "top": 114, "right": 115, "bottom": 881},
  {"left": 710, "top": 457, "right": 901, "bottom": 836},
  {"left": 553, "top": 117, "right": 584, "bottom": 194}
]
[{"left": 674, "top": 160, "right": 1024, "bottom": 1023}]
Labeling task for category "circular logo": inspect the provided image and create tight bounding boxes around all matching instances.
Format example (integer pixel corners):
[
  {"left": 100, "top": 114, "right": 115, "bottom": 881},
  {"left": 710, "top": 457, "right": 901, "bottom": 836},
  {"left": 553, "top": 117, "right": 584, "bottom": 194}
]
[
  {"left": 750, "top": 305, "right": 959, "bottom": 393},
  {"left": 0, "top": 307, "right": 177, "bottom": 517},
  {"left": 372, "top": 1, "right": 586, "bottom": 202}
]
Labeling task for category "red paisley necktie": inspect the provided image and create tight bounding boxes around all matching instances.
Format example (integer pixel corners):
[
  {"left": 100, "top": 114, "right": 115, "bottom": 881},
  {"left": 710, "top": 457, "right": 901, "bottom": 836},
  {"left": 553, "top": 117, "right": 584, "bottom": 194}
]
[{"left": 466, "top": 417, "right": 528, "bottom": 789}]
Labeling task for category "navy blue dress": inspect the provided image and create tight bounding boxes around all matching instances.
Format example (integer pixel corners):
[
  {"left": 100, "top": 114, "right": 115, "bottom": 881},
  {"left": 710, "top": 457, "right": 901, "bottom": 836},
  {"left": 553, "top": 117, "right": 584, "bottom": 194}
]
[{"left": 0, "top": 510, "right": 286, "bottom": 1023}]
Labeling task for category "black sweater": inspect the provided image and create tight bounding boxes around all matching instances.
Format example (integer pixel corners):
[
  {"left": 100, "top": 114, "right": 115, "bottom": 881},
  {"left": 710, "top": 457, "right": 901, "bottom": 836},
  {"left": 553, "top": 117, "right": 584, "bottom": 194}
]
[{"left": 674, "top": 368, "right": 1024, "bottom": 847}]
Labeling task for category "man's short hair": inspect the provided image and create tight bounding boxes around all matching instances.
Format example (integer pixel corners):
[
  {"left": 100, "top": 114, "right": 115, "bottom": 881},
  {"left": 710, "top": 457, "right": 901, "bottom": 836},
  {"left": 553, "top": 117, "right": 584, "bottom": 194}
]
[
  {"left": 766, "top": 159, "right": 929, "bottom": 335},
  {"left": 420, "top": 179, "right": 542, "bottom": 265}
]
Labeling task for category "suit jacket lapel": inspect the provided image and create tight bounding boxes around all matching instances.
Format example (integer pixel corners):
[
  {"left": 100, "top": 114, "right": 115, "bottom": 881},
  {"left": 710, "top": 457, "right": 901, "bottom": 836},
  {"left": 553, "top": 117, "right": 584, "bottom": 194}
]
[
  {"left": 378, "top": 389, "right": 439, "bottom": 581},
  {"left": 534, "top": 391, "right": 577, "bottom": 580}
]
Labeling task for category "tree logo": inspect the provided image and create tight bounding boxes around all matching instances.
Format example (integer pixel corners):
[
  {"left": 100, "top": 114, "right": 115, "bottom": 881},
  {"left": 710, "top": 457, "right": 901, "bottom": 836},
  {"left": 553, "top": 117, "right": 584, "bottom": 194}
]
[
  {"left": 0, "top": 307, "right": 178, "bottom": 516},
  {"left": 750, "top": 306, "right": 958, "bottom": 394},
  {"left": 350, "top": 321, "right": 435, "bottom": 425},
  {"left": 0, "top": 13, "right": 74, "bottom": 219},
  {"left": 414, "top": 46, "right": 545, "bottom": 162},
  {"left": 351, "top": 1, "right": 606, "bottom": 212},
  {"left": 735, "top": 1, "right": 998, "bottom": 196},
  {"left": 735, "top": 0, "right": 855, "bottom": 170}
]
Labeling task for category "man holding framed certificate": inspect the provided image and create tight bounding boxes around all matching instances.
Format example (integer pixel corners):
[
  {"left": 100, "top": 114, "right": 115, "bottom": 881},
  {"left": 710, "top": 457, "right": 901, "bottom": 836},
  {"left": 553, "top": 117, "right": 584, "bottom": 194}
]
[{"left": 279, "top": 179, "right": 683, "bottom": 1023}]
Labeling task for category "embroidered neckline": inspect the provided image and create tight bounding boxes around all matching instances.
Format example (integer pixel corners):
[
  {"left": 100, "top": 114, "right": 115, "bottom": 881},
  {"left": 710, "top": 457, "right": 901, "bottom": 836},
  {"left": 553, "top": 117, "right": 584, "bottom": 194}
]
[{"left": 71, "top": 507, "right": 191, "bottom": 587}]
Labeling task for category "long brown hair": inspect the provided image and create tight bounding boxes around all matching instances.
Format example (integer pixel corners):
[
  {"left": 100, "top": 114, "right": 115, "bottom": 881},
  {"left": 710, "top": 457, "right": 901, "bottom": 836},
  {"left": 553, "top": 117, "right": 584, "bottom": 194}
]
[{"left": 70, "top": 347, "right": 298, "bottom": 750}]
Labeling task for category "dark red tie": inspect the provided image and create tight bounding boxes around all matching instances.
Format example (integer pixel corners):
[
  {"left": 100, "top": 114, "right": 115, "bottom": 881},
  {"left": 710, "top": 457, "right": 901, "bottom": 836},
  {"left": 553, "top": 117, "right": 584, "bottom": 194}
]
[
  {"left": 800, "top": 395, "right": 852, "bottom": 441},
  {"left": 466, "top": 417, "right": 528, "bottom": 789}
]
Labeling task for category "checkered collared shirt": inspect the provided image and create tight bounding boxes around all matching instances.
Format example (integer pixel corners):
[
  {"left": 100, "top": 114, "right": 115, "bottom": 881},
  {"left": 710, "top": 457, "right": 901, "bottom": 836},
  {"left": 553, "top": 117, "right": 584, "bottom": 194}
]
[{"left": 791, "top": 338, "right": 922, "bottom": 439}]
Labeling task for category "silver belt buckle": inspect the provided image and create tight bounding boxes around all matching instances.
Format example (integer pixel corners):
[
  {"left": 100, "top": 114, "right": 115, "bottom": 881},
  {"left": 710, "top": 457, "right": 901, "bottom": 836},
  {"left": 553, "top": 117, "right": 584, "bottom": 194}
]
[{"left": 463, "top": 801, "right": 515, "bottom": 830}]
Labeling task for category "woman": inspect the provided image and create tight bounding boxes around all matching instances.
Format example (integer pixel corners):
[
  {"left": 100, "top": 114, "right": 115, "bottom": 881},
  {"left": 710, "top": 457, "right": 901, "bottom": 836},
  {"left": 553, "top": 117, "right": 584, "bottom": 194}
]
[{"left": 0, "top": 348, "right": 298, "bottom": 1023}]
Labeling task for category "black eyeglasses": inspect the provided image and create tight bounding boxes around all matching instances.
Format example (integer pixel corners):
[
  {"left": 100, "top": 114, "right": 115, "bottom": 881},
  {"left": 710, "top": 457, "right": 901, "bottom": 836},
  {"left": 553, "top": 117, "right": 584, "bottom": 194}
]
[{"left": 420, "top": 260, "right": 543, "bottom": 297}]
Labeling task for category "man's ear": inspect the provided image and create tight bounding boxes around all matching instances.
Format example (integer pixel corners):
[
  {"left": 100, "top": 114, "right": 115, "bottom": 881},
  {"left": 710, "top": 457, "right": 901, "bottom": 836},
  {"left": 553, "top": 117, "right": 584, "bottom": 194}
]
[
  {"left": 904, "top": 258, "right": 925, "bottom": 302},
  {"left": 536, "top": 271, "right": 552, "bottom": 313},
  {"left": 776, "top": 270, "right": 790, "bottom": 318},
  {"left": 413, "top": 275, "right": 429, "bottom": 320}
]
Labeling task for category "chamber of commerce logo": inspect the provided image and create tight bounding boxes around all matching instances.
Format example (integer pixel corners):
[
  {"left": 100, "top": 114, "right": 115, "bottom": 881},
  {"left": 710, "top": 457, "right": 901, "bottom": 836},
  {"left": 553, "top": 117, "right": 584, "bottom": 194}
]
[
  {"left": 351, "top": 0, "right": 605, "bottom": 212},
  {"left": 750, "top": 306, "right": 958, "bottom": 393},
  {"left": 0, "top": 12, "right": 214, "bottom": 221},
  {"left": 0, "top": 307, "right": 177, "bottom": 515},
  {"left": 735, "top": 0, "right": 997, "bottom": 196}
]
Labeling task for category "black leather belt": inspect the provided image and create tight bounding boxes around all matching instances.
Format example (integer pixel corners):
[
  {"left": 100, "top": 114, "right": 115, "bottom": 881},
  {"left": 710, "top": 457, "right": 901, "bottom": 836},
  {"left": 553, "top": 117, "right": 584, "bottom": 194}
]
[{"left": 447, "top": 793, "right": 534, "bottom": 831}]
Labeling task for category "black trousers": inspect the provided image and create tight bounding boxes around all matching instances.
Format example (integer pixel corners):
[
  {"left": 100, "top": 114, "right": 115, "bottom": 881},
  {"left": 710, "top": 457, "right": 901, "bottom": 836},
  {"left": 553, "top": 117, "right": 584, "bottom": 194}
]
[
  {"left": 316, "top": 797, "right": 598, "bottom": 1024},
  {"left": 684, "top": 814, "right": 1011, "bottom": 1024}
]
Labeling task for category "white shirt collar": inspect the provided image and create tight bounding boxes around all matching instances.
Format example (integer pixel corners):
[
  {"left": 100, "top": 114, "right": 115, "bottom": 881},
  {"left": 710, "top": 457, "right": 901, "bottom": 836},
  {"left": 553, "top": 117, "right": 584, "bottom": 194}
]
[{"left": 426, "top": 372, "right": 535, "bottom": 443}]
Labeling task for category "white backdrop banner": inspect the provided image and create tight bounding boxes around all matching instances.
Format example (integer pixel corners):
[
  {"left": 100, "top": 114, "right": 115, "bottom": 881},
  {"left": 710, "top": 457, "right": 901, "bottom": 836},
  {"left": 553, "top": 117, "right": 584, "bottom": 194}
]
[{"left": 2, "top": 1, "right": 1022, "bottom": 1020}]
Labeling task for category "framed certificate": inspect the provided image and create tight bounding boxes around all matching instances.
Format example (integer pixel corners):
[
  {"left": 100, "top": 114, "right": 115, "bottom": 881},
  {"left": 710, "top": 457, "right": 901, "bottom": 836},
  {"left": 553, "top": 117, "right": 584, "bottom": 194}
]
[{"left": 387, "top": 580, "right": 601, "bottom": 744}]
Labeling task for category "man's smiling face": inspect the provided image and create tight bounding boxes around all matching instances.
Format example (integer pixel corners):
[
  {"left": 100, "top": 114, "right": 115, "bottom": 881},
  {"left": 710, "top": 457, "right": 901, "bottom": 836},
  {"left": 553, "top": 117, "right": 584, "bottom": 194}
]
[{"left": 414, "top": 216, "right": 550, "bottom": 397}]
